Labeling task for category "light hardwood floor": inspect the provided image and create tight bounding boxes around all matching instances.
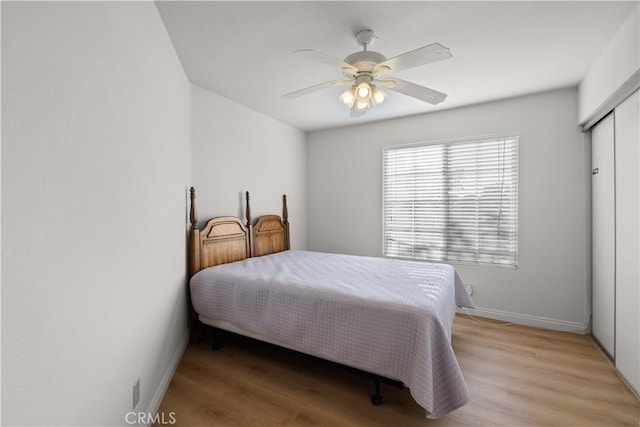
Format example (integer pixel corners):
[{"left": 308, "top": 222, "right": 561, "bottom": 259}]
[{"left": 156, "top": 315, "right": 639, "bottom": 426}]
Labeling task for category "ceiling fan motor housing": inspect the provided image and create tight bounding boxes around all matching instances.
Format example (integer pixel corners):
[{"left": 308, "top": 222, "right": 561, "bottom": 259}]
[{"left": 343, "top": 51, "right": 387, "bottom": 76}]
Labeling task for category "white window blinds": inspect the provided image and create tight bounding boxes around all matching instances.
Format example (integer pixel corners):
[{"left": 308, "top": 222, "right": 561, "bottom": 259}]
[{"left": 383, "top": 136, "right": 518, "bottom": 268}]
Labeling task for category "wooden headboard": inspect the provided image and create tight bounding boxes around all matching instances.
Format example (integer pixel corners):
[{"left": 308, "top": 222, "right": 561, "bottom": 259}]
[
  {"left": 188, "top": 187, "right": 290, "bottom": 277},
  {"left": 188, "top": 187, "right": 251, "bottom": 277},
  {"left": 252, "top": 195, "right": 290, "bottom": 257}
]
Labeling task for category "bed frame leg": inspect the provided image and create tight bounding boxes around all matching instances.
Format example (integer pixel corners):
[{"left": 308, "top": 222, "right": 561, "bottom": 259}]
[
  {"left": 371, "top": 379, "right": 384, "bottom": 406},
  {"left": 209, "top": 328, "right": 222, "bottom": 351}
]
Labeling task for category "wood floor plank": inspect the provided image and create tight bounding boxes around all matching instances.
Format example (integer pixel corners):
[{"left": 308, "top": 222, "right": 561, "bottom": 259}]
[{"left": 156, "top": 315, "right": 639, "bottom": 426}]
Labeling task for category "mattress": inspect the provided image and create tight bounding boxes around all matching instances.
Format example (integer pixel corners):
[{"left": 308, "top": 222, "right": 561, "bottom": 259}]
[{"left": 190, "top": 250, "right": 474, "bottom": 418}]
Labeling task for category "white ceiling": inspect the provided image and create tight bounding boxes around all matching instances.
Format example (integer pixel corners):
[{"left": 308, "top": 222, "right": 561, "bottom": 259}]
[{"left": 155, "top": 1, "right": 637, "bottom": 132}]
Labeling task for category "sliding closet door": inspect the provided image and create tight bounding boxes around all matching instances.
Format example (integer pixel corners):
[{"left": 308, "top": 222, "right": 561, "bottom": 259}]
[
  {"left": 614, "top": 89, "right": 639, "bottom": 394},
  {"left": 591, "top": 113, "right": 615, "bottom": 358}
]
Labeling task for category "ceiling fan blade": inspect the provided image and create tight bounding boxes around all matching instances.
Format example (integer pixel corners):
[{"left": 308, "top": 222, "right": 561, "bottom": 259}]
[
  {"left": 294, "top": 49, "right": 359, "bottom": 77},
  {"left": 375, "top": 43, "right": 452, "bottom": 75},
  {"left": 282, "top": 79, "right": 352, "bottom": 99},
  {"left": 379, "top": 78, "right": 447, "bottom": 105}
]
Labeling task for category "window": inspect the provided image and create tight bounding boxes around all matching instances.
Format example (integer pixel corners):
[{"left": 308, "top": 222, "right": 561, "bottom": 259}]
[{"left": 383, "top": 135, "right": 518, "bottom": 268}]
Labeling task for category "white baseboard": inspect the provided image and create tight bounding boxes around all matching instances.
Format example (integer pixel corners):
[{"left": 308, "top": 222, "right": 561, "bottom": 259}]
[
  {"left": 144, "top": 329, "right": 189, "bottom": 426},
  {"left": 456, "top": 306, "right": 589, "bottom": 334}
]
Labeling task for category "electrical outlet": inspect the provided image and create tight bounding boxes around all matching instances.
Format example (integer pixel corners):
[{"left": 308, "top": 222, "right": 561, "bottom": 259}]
[
  {"left": 465, "top": 284, "right": 474, "bottom": 296},
  {"left": 133, "top": 379, "right": 140, "bottom": 410}
]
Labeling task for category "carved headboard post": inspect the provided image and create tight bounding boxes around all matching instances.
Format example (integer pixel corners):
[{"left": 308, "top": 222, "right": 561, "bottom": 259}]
[
  {"left": 245, "top": 191, "right": 252, "bottom": 228},
  {"left": 246, "top": 191, "right": 253, "bottom": 256},
  {"left": 283, "top": 194, "right": 290, "bottom": 250},
  {"left": 189, "top": 187, "right": 201, "bottom": 276}
]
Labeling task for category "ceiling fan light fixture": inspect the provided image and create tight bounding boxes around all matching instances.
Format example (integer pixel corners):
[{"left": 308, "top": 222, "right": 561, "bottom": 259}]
[
  {"left": 339, "top": 80, "right": 386, "bottom": 111},
  {"left": 339, "top": 87, "right": 356, "bottom": 108},
  {"left": 355, "top": 100, "right": 369, "bottom": 111},
  {"left": 371, "top": 85, "right": 386, "bottom": 105},
  {"left": 355, "top": 81, "right": 371, "bottom": 100}
]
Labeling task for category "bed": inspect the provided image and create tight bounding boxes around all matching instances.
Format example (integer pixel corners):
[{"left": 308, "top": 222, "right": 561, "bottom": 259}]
[{"left": 187, "top": 187, "right": 475, "bottom": 419}]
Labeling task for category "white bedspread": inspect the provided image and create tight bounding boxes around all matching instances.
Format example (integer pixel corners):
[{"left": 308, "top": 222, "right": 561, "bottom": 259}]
[{"left": 190, "top": 250, "right": 475, "bottom": 418}]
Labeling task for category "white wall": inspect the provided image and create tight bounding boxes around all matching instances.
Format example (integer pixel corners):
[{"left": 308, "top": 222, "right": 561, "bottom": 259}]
[
  {"left": 190, "top": 84, "right": 307, "bottom": 250},
  {"left": 578, "top": 6, "right": 639, "bottom": 124},
  {"left": 2, "top": 2, "right": 191, "bottom": 426},
  {"left": 307, "top": 88, "right": 590, "bottom": 331}
]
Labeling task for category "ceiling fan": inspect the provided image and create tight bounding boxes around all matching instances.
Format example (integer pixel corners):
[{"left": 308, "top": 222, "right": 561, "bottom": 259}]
[{"left": 282, "top": 29, "right": 452, "bottom": 115}]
